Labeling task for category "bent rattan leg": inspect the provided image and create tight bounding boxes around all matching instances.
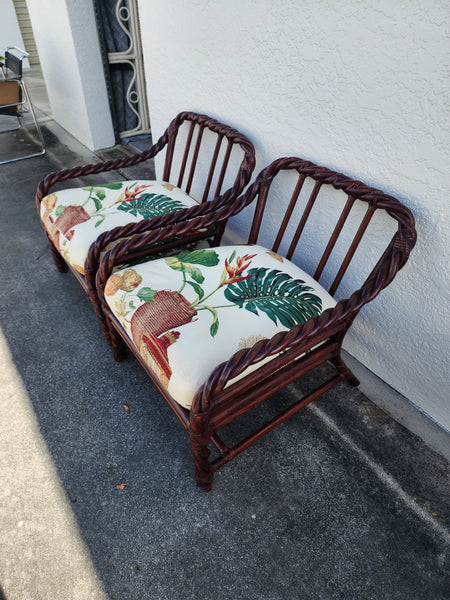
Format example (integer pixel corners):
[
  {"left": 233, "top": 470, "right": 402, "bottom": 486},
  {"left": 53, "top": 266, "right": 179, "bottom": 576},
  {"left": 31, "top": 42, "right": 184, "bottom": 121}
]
[
  {"left": 189, "top": 413, "right": 213, "bottom": 491},
  {"left": 107, "top": 320, "right": 128, "bottom": 362},
  {"left": 48, "top": 238, "right": 68, "bottom": 273},
  {"left": 86, "top": 289, "right": 113, "bottom": 346},
  {"left": 330, "top": 351, "right": 360, "bottom": 387}
]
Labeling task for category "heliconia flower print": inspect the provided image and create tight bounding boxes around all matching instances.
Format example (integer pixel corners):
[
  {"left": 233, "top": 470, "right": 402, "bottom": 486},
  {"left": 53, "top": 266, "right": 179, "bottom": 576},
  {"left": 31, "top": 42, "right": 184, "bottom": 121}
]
[{"left": 222, "top": 253, "right": 257, "bottom": 285}]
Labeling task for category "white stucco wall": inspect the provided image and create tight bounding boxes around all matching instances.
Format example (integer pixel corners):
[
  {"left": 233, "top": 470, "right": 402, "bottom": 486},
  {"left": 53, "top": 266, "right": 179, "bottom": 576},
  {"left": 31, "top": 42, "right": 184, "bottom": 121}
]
[
  {"left": 0, "top": 0, "right": 29, "bottom": 68},
  {"left": 25, "top": 0, "right": 114, "bottom": 151},
  {"left": 138, "top": 0, "right": 449, "bottom": 430}
]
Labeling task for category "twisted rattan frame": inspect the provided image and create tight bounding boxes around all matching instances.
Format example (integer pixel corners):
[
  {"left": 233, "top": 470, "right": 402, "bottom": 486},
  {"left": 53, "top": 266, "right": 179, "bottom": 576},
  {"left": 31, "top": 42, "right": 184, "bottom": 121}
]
[
  {"left": 96, "top": 156, "right": 417, "bottom": 490},
  {"left": 35, "top": 111, "right": 256, "bottom": 342}
]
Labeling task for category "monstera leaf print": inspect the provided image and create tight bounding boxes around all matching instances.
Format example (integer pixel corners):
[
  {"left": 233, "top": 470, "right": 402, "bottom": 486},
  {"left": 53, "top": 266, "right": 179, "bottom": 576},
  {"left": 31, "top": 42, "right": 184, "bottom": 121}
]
[
  {"left": 117, "top": 193, "right": 187, "bottom": 219},
  {"left": 224, "top": 268, "right": 323, "bottom": 328}
]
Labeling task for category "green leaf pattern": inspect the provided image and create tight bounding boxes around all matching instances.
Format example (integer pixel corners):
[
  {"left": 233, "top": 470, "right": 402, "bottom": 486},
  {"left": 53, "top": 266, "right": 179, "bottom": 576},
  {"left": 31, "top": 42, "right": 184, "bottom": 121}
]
[
  {"left": 117, "top": 193, "right": 187, "bottom": 219},
  {"left": 163, "top": 250, "right": 323, "bottom": 335},
  {"left": 108, "top": 249, "right": 330, "bottom": 392},
  {"left": 137, "top": 287, "right": 158, "bottom": 303},
  {"left": 224, "top": 268, "right": 322, "bottom": 327},
  {"left": 54, "top": 183, "right": 188, "bottom": 231},
  {"left": 165, "top": 249, "right": 220, "bottom": 270}
]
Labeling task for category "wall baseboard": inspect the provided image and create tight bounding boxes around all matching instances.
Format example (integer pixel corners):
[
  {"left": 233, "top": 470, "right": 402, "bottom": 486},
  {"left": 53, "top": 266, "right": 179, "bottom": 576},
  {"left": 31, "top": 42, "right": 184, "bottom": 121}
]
[{"left": 343, "top": 350, "right": 450, "bottom": 462}]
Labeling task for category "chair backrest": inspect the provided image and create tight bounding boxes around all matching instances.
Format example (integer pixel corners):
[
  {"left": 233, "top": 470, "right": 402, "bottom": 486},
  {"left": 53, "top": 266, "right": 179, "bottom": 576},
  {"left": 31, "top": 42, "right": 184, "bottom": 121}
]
[
  {"left": 4, "top": 47, "right": 27, "bottom": 78},
  {"left": 159, "top": 112, "right": 255, "bottom": 206},
  {"left": 241, "top": 157, "right": 416, "bottom": 300},
  {"left": 0, "top": 80, "right": 21, "bottom": 115}
]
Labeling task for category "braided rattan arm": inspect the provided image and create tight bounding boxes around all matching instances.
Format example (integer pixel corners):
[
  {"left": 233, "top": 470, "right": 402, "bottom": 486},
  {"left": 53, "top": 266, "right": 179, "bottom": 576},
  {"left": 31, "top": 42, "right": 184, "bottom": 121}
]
[
  {"left": 35, "top": 126, "right": 169, "bottom": 209},
  {"left": 35, "top": 111, "right": 255, "bottom": 208},
  {"left": 84, "top": 196, "right": 223, "bottom": 290},
  {"left": 84, "top": 121, "right": 255, "bottom": 291},
  {"left": 192, "top": 233, "right": 411, "bottom": 415},
  {"left": 84, "top": 189, "right": 251, "bottom": 290},
  {"left": 94, "top": 191, "right": 257, "bottom": 346},
  {"left": 95, "top": 193, "right": 253, "bottom": 293},
  {"left": 189, "top": 159, "right": 417, "bottom": 414},
  {"left": 94, "top": 155, "right": 260, "bottom": 291}
]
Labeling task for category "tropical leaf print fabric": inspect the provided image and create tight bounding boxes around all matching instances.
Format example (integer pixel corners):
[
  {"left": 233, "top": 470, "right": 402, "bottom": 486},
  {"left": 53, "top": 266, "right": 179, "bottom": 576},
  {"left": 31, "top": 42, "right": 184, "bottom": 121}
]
[
  {"left": 104, "top": 245, "right": 337, "bottom": 409},
  {"left": 40, "top": 181, "right": 199, "bottom": 274},
  {"left": 223, "top": 268, "right": 324, "bottom": 327}
]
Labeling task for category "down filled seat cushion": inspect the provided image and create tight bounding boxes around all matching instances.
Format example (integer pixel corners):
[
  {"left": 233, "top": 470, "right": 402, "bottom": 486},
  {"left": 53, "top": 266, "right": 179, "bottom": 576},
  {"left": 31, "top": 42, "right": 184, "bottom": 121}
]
[
  {"left": 104, "top": 245, "right": 337, "bottom": 410},
  {"left": 40, "top": 181, "right": 199, "bottom": 274}
]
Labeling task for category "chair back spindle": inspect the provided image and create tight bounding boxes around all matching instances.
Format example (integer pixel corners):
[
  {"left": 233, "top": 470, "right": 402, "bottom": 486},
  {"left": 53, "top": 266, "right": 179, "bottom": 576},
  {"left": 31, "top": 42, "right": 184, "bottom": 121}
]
[
  {"left": 313, "top": 194, "right": 357, "bottom": 282},
  {"left": 244, "top": 159, "right": 413, "bottom": 297},
  {"left": 186, "top": 124, "right": 206, "bottom": 195},
  {"left": 201, "top": 133, "right": 223, "bottom": 203},
  {"left": 327, "top": 201, "right": 376, "bottom": 295},
  {"left": 213, "top": 138, "right": 233, "bottom": 200},
  {"left": 272, "top": 173, "right": 306, "bottom": 253},
  {"left": 159, "top": 114, "right": 252, "bottom": 206},
  {"left": 175, "top": 120, "right": 196, "bottom": 188}
]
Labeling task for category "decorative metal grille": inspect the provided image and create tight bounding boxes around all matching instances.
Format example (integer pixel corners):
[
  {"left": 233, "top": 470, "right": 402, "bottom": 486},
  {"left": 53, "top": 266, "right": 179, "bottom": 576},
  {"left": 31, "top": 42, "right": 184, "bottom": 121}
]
[{"left": 95, "top": 0, "right": 150, "bottom": 140}]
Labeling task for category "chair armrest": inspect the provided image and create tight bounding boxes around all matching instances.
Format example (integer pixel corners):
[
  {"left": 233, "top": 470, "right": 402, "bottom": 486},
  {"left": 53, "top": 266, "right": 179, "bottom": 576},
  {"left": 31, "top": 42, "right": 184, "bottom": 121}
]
[
  {"left": 84, "top": 187, "right": 247, "bottom": 287},
  {"left": 88, "top": 185, "right": 253, "bottom": 292},
  {"left": 35, "top": 130, "right": 170, "bottom": 209},
  {"left": 96, "top": 200, "right": 242, "bottom": 275},
  {"left": 190, "top": 302, "right": 345, "bottom": 414},
  {"left": 191, "top": 205, "right": 416, "bottom": 414},
  {"left": 95, "top": 191, "right": 253, "bottom": 298}
]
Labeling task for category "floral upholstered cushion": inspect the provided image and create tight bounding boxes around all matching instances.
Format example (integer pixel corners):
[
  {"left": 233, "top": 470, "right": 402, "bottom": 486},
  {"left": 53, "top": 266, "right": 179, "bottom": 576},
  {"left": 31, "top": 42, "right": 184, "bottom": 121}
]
[
  {"left": 104, "top": 245, "right": 337, "bottom": 410},
  {"left": 40, "top": 181, "right": 199, "bottom": 274}
]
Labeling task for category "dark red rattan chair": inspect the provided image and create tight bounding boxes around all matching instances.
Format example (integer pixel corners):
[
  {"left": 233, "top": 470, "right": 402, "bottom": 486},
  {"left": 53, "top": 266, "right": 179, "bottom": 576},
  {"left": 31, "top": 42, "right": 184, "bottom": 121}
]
[
  {"left": 36, "top": 111, "right": 255, "bottom": 342},
  {"left": 96, "top": 156, "right": 417, "bottom": 490}
]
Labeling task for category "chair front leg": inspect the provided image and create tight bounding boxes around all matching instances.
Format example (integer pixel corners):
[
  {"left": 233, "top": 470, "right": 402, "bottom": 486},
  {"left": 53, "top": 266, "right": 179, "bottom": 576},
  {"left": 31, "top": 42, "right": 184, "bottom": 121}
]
[
  {"left": 47, "top": 235, "right": 68, "bottom": 273},
  {"left": 329, "top": 332, "right": 360, "bottom": 387},
  {"left": 108, "top": 321, "right": 127, "bottom": 362},
  {"left": 189, "top": 412, "right": 214, "bottom": 491},
  {"left": 86, "top": 286, "right": 113, "bottom": 346}
]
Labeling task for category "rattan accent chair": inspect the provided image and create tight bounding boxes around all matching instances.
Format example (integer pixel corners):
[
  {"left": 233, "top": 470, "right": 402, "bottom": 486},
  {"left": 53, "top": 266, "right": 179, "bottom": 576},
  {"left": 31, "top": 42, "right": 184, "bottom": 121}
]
[
  {"left": 0, "top": 46, "right": 45, "bottom": 164},
  {"left": 96, "top": 156, "right": 416, "bottom": 491},
  {"left": 36, "top": 111, "right": 255, "bottom": 342}
]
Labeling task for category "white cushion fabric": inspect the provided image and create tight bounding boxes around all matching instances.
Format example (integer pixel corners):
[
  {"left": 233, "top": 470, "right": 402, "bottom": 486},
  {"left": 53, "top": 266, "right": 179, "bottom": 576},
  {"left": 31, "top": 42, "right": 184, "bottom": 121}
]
[
  {"left": 40, "top": 181, "right": 198, "bottom": 274},
  {"left": 104, "top": 245, "right": 336, "bottom": 410}
]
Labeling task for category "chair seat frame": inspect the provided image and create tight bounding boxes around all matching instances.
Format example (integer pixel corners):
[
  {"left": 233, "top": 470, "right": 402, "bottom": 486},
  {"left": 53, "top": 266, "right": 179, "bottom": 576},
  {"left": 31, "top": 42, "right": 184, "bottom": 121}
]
[{"left": 97, "top": 156, "right": 417, "bottom": 491}]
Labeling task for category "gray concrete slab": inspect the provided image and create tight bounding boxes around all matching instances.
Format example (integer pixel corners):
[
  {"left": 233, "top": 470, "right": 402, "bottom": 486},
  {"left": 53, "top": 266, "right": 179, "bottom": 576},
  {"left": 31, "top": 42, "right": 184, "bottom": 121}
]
[{"left": 0, "top": 118, "right": 449, "bottom": 600}]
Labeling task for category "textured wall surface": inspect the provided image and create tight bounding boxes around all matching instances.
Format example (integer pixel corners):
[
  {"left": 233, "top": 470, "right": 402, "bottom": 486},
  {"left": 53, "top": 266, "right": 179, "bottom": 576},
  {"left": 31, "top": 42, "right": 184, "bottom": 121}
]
[
  {"left": 139, "top": 0, "right": 449, "bottom": 430},
  {"left": 0, "top": 0, "right": 29, "bottom": 67},
  {"left": 26, "top": 0, "right": 114, "bottom": 150}
]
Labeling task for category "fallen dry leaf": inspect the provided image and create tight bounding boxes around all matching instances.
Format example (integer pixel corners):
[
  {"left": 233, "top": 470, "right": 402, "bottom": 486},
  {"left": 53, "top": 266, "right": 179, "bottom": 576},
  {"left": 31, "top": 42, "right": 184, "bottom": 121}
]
[{"left": 116, "top": 483, "right": 128, "bottom": 490}]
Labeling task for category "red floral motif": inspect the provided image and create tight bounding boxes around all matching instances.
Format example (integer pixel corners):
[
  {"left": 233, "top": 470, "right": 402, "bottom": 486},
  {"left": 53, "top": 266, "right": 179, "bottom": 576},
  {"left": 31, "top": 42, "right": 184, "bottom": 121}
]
[
  {"left": 120, "top": 184, "right": 151, "bottom": 203},
  {"left": 222, "top": 253, "right": 257, "bottom": 285}
]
